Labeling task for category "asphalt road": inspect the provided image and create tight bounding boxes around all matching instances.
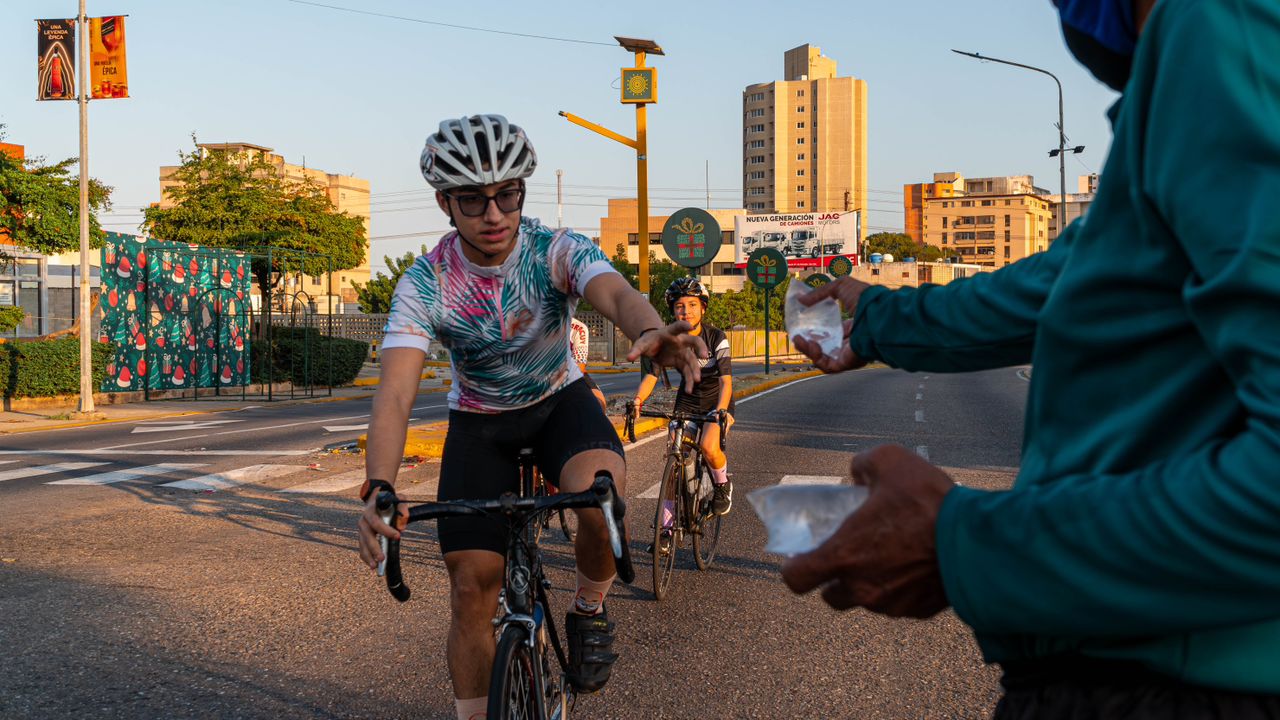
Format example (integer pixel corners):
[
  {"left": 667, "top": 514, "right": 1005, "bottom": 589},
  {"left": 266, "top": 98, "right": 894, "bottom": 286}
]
[{"left": 0, "top": 364, "right": 1028, "bottom": 719}]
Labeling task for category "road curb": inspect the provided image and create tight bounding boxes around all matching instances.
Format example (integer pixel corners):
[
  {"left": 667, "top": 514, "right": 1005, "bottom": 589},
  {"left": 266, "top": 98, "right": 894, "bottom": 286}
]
[{"left": 361, "top": 368, "right": 826, "bottom": 459}]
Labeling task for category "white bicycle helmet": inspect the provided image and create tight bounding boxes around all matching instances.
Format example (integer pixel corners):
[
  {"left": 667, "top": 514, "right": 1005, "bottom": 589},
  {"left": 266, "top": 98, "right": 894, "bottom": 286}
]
[{"left": 420, "top": 114, "right": 538, "bottom": 190}]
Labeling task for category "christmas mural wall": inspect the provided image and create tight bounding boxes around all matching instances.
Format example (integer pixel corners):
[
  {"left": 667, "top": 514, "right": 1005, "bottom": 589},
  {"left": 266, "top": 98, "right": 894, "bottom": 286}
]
[{"left": 100, "top": 233, "right": 252, "bottom": 391}]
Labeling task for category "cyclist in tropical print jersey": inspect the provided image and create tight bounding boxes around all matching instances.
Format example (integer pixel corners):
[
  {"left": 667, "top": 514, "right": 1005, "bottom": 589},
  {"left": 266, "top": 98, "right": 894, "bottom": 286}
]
[{"left": 355, "top": 115, "right": 706, "bottom": 720}]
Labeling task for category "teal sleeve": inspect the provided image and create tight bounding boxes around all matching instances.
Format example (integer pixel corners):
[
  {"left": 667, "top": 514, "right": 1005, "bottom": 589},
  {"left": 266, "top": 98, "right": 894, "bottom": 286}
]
[
  {"left": 847, "top": 225, "right": 1072, "bottom": 372},
  {"left": 937, "top": 0, "right": 1280, "bottom": 637}
]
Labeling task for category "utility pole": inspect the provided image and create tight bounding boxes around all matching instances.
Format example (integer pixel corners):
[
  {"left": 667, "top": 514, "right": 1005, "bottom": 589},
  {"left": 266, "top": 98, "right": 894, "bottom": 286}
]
[
  {"left": 561, "top": 36, "right": 662, "bottom": 295},
  {"left": 556, "top": 169, "right": 564, "bottom": 229},
  {"left": 77, "top": 0, "right": 94, "bottom": 413}
]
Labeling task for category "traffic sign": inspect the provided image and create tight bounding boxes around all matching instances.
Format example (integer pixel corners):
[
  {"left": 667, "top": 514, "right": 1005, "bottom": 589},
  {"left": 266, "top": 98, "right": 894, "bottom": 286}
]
[
  {"left": 827, "top": 255, "right": 853, "bottom": 278},
  {"left": 803, "top": 273, "right": 832, "bottom": 289},
  {"left": 662, "top": 208, "right": 722, "bottom": 269},
  {"left": 747, "top": 248, "right": 787, "bottom": 289}
]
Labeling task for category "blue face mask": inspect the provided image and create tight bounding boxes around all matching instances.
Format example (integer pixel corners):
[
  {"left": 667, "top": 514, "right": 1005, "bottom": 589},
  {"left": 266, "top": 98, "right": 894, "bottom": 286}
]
[{"left": 1053, "top": 0, "right": 1140, "bottom": 91}]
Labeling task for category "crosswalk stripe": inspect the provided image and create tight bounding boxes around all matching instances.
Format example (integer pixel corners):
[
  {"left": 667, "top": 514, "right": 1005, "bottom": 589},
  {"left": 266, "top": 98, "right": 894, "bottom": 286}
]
[
  {"left": 160, "top": 464, "right": 306, "bottom": 491},
  {"left": 0, "top": 462, "right": 107, "bottom": 483},
  {"left": 47, "top": 463, "right": 207, "bottom": 486},
  {"left": 778, "top": 475, "right": 845, "bottom": 486},
  {"left": 280, "top": 469, "right": 365, "bottom": 494}
]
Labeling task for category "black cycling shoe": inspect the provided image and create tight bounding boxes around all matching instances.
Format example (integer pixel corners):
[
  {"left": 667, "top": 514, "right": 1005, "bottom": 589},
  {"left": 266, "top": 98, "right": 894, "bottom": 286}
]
[
  {"left": 657, "top": 529, "right": 672, "bottom": 555},
  {"left": 564, "top": 607, "right": 618, "bottom": 693},
  {"left": 712, "top": 481, "right": 733, "bottom": 516}
]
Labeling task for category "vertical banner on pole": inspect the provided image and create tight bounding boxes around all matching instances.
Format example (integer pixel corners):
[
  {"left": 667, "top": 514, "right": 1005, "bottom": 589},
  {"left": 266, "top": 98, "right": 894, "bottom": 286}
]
[
  {"left": 36, "top": 20, "right": 77, "bottom": 101},
  {"left": 89, "top": 16, "right": 128, "bottom": 99}
]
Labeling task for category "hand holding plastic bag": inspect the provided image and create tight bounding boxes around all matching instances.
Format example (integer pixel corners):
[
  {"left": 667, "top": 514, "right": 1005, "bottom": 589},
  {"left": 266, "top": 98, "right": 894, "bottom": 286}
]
[
  {"left": 748, "top": 483, "right": 869, "bottom": 556},
  {"left": 785, "top": 281, "right": 844, "bottom": 358}
]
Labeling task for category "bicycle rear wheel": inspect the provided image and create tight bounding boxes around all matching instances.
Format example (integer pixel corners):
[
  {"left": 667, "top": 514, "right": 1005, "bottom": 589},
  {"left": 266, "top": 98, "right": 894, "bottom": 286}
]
[
  {"left": 651, "top": 455, "right": 680, "bottom": 601},
  {"left": 692, "top": 507, "right": 722, "bottom": 571},
  {"left": 488, "top": 625, "right": 541, "bottom": 720}
]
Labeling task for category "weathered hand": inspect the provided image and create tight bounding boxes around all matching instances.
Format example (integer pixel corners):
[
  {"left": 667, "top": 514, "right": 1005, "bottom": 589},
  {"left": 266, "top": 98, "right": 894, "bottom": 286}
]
[
  {"left": 781, "top": 445, "right": 954, "bottom": 618},
  {"left": 356, "top": 492, "right": 407, "bottom": 572},
  {"left": 626, "top": 321, "right": 709, "bottom": 393}
]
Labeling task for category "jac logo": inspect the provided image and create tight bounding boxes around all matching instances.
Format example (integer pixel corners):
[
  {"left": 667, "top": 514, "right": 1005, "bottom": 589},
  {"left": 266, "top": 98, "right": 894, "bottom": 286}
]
[{"left": 817, "top": 213, "right": 840, "bottom": 220}]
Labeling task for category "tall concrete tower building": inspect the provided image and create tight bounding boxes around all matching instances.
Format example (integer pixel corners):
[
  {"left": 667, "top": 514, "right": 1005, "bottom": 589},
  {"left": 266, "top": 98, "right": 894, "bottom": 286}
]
[{"left": 742, "top": 44, "right": 867, "bottom": 237}]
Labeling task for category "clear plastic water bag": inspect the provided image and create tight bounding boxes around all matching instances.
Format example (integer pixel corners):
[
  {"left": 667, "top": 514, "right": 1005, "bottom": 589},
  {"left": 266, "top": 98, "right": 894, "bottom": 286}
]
[
  {"left": 747, "top": 483, "right": 869, "bottom": 556},
  {"left": 785, "top": 281, "right": 844, "bottom": 357}
]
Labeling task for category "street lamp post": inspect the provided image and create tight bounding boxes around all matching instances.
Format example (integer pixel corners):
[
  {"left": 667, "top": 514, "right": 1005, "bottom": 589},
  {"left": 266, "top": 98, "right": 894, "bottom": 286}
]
[{"left": 951, "top": 50, "right": 1083, "bottom": 238}]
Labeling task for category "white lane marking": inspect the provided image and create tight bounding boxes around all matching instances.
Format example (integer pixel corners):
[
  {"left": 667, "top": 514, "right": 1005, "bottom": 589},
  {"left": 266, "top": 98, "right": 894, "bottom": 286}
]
[
  {"left": 923, "top": 375, "right": 930, "bottom": 380},
  {"left": 916, "top": 393, "right": 923, "bottom": 401},
  {"left": 96, "top": 404, "right": 441, "bottom": 451},
  {"left": 736, "top": 373, "right": 825, "bottom": 404},
  {"left": 636, "top": 481, "right": 662, "bottom": 499},
  {"left": 324, "top": 424, "right": 368, "bottom": 432},
  {"left": 131, "top": 420, "right": 244, "bottom": 434},
  {"left": 47, "top": 463, "right": 206, "bottom": 486},
  {"left": 918, "top": 384, "right": 925, "bottom": 390},
  {"left": 0, "top": 449, "right": 318, "bottom": 457},
  {"left": 281, "top": 469, "right": 365, "bottom": 494},
  {"left": 0, "top": 462, "right": 107, "bottom": 483},
  {"left": 161, "top": 464, "right": 306, "bottom": 491},
  {"left": 1016, "top": 368, "right": 1032, "bottom": 382},
  {"left": 779, "top": 475, "right": 844, "bottom": 485},
  {"left": 915, "top": 446, "right": 930, "bottom": 461},
  {"left": 915, "top": 410, "right": 925, "bottom": 423}
]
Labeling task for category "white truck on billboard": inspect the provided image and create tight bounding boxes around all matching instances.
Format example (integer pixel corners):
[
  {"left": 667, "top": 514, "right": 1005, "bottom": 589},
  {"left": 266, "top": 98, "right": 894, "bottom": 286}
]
[{"left": 734, "top": 211, "right": 860, "bottom": 269}]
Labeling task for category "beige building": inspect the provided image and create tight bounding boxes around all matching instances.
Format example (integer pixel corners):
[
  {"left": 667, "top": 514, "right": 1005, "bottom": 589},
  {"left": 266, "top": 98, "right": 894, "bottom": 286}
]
[
  {"left": 850, "top": 260, "right": 991, "bottom": 289},
  {"left": 1050, "top": 174, "right": 1099, "bottom": 239},
  {"left": 157, "top": 142, "right": 371, "bottom": 312},
  {"left": 597, "top": 199, "right": 747, "bottom": 293},
  {"left": 743, "top": 44, "right": 867, "bottom": 243}
]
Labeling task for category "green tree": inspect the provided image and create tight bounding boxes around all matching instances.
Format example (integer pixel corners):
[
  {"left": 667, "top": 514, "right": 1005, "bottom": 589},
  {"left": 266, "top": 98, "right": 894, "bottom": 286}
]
[
  {"left": 864, "top": 232, "right": 944, "bottom": 262},
  {"left": 352, "top": 246, "right": 426, "bottom": 313},
  {"left": 0, "top": 306, "right": 24, "bottom": 333},
  {"left": 703, "top": 274, "right": 790, "bottom": 330},
  {"left": 141, "top": 139, "right": 366, "bottom": 307},
  {"left": 608, "top": 243, "right": 693, "bottom": 323},
  {"left": 0, "top": 126, "right": 113, "bottom": 257}
]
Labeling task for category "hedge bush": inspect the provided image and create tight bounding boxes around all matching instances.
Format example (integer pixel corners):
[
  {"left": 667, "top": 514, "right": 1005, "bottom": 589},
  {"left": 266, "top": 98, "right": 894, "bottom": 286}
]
[
  {"left": 0, "top": 338, "right": 115, "bottom": 398},
  {"left": 251, "top": 329, "right": 367, "bottom": 387}
]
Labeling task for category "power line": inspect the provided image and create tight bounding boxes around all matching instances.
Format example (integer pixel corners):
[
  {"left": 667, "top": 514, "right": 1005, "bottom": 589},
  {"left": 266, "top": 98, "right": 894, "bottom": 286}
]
[{"left": 285, "top": 0, "right": 616, "bottom": 47}]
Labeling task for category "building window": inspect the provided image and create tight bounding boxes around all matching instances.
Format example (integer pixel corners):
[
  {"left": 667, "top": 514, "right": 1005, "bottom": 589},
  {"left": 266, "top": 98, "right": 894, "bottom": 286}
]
[
  {"left": 797, "top": 106, "right": 805, "bottom": 113},
  {"left": 941, "top": 232, "right": 948, "bottom": 244},
  {"left": 797, "top": 89, "right": 805, "bottom": 97},
  {"left": 1004, "top": 214, "right": 1011, "bottom": 226},
  {"left": 1005, "top": 230, "right": 1011, "bottom": 241},
  {"left": 797, "top": 153, "right": 805, "bottom": 161},
  {"left": 797, "top": 185, "right": 805, "bottom": 192},
  {"left": 749, "top": 108, "right": 765, "bottom": 118},
  {"left": 748, "top": 140, "right": 766, "bottom": 149},
  {"left": 1004, "top": 199, "right": 1011, "bottom": 206},
  {"left": 796, "top": 200, "right": 805, "bottom": 208},
  {"left": 955, "top": 232, "right": 976, "bottom": 241},
  {"left": 796, "top": 122, "right": 805, "bottom": 129},
  {"left": 941, "top": 217, "right": 948, "bottom": 228},
  {"left": 975, "top": 215, "right": 995, "bottom": 225},
  {"left": 981, "top": 199, "right": 995, "bottom": 206},
  {"left": 1004, "top": 246, "right": 1011, "bottom": 258},
  {"left": 797, "top": 137, "right": 805, "bottom": 145},
  {"left": 961, "top": 200, "right": 974, "bottom": 207},
  {"left": 797, "top": 169, "right": 805, "bottom": 176},
  {"left": 750, "top": 155, "right": 766, "bottom": 165}
]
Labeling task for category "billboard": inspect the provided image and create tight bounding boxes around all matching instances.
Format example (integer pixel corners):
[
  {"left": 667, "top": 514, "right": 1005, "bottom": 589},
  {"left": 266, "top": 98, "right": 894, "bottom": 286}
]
[
  {"left": 90, "top": 16, "right": 129, "bottom": 99},
  {"left": 36, "top": 19, "right": 76, "bottom": 101},
  {"left": 733, "top": 211, "right": 860, "bottom": 269}
]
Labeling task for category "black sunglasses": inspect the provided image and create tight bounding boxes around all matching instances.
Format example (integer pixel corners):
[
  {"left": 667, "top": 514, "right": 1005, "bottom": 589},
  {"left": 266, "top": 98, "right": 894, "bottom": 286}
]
[{"left": 446, "top": 185, "right": 525, "bottom": 218}]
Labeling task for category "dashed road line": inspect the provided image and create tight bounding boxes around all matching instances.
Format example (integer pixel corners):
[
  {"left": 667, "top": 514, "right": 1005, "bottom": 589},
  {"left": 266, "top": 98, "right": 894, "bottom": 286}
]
[
  {"left": 47, "top": 463, "right": 206, "bottom": 486},
  {"left": 0, "top": 462, "right": 107, "bottom": 483},
  {"left": 161, "top": 464, "right": 307, "bottom": 491}
]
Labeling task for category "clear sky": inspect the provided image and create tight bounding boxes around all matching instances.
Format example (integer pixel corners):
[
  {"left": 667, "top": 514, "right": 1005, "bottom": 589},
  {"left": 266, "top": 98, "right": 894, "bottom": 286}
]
[{"left": 2, "top": 1, "right": 1119, "bottom": 275}]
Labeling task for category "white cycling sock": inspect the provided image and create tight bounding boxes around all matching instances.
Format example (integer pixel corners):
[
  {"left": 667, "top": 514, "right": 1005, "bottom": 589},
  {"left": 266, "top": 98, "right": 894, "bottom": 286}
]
[
  {"left": 711, "top": 465, "right": 729, "bottom": 486},
  {"left": 572, "top": 569, "right": 616, "bottom": 615},
  {"left": 455, "top": 696, "right": 486, "bottom": 720}
]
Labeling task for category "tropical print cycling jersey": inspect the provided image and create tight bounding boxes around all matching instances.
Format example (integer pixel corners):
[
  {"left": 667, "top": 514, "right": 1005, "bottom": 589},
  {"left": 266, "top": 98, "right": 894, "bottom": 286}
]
[{"left": 382, "top": 217, "right": 616, "bottom": 413}]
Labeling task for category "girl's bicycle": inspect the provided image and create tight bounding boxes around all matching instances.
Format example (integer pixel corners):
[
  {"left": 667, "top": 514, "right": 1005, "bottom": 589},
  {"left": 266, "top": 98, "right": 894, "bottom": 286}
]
[
  {"left": 375, "top": 468, "right": 633, "bottom": 719},
  {"left": 624, "top": 403, "right": 728, "bottom": 601}
]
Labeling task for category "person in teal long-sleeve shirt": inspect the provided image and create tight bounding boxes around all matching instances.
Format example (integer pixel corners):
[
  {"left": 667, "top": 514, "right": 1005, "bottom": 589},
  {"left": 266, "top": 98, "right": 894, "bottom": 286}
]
[{"left": 782, "top": 0, "right": 1280, "bottom": 716}]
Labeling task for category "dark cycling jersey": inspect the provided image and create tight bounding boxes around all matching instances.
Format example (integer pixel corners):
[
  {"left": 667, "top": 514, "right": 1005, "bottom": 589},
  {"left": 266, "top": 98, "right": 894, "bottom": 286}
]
[{"left": 646, "top": 322, "right": 733, "bottom": 415}]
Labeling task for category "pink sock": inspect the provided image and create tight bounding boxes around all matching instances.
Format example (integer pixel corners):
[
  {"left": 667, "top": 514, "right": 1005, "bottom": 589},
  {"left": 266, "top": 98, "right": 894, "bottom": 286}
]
[
  {"left": 455, "top": 696, "right": 486, "bottom": 720},
  {"left": 573, "top": 569, "right": 616, "bottom": 615},
  {"left": 711, "top": 465, "right": 729, "bottom": 485}
]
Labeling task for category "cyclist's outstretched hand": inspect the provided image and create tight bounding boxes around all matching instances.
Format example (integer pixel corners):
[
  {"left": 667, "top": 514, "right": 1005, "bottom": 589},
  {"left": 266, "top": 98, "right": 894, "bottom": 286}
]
[
  {"left": 794, "top": 318, "right": 866, "bottom": 374},
  {"left": 357, "top": 492, "right": 408, "bottom": 572},
  {"left": 627, "top": 321, "right": 709, "bottom": 393},
  {"left": 780, "top": 445, "right": 954, "bottom": 618}
]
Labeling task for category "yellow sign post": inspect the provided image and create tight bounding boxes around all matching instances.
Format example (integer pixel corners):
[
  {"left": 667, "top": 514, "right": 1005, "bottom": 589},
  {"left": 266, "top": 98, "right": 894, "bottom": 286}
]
[{"left": 560, "top": 36, "right": 662, "bottom": 295}]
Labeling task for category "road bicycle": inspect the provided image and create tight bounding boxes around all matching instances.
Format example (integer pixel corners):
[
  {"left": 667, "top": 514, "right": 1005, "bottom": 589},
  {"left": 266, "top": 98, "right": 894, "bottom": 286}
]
[
  {"left": 624, "top": 404, "right": 728, "bottom": 601},
  {"left": 376, "top": 466, "right": 633, "bottom": 719}
]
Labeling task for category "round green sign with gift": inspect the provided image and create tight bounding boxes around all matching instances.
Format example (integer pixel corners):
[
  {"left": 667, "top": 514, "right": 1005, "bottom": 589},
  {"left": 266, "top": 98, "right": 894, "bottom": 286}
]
[
  {"left": 827, "top": 255, "right": 854, "bottom": 278},
  {"left": 747, "top": 248, "right": 787, "bottom": 289},
  {"left": 661, "top": 208, "right": 722, "bottom": 269},
  {"left": 803, "top": 272, "right": 832, "bottom": 289}
]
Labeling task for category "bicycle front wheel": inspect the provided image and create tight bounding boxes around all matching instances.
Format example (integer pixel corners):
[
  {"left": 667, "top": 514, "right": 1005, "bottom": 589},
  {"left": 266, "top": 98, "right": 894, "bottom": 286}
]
[
  {"left": 652, "top": 454, "right": 680, "bottom": 601},
  {"left": 693, "top": 507, "right": 722, "bottom": 571},
  {"left": 488, "top": 625, "right": 541, "bottom": 720}
]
